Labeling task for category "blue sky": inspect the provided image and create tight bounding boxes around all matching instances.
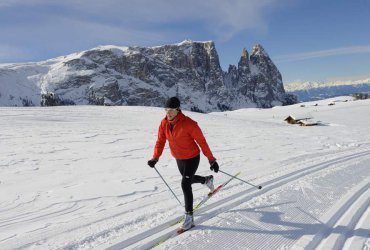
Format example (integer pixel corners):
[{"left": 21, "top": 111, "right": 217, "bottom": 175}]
[{"left": 1, "top": 0, "right": 370, "bottom": 83}]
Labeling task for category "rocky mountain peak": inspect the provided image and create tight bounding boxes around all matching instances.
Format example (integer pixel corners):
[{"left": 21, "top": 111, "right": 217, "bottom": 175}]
[
  {"left": 239, "top": 48, "right": 249, "bottom": 66},
  {"left": 250, "top": 44, "right": 280, "bottom": 78},
  {"left": 251, "top": 44, "right": 268, "bottom": 57},
  {"left": 0, "top": 41, "right": 295, "bottom": 110},
  {"left": 241, "top": 48, "right": 249, "bottom": 58}
]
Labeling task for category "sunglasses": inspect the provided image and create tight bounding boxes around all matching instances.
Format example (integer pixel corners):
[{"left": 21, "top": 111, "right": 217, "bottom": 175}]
[{"left": 165, "top": 108, "right": 178, "bottom": 112}]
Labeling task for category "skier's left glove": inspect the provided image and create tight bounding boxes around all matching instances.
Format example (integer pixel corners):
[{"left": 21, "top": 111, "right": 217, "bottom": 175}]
[{"left": 209, "top": 160, "right": 219, "bottom": 173}]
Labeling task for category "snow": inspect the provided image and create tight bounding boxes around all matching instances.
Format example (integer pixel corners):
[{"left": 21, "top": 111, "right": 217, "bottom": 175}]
[
  {"left": 173, "top": 40, "right": 213, "bottom": 47},
  {"left": 285, "top": 78, "right": 370, "bottom": 92},
  {"left": 249, "top": 63, "right": 261, "bottom": 76},
  {"left": 0, "top": 96, "right": 369, "bottom": 250},
  {"left": 0, "top": 46, "right": 134, "bottom": 107}
]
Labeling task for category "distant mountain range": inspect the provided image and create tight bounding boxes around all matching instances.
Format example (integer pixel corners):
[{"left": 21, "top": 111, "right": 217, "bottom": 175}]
[
  {"left": 285, "top": 78, "right": 370, "bottom": 102},
  {"left": 0, "top": 40, "right": 295, "bottom": 112}
]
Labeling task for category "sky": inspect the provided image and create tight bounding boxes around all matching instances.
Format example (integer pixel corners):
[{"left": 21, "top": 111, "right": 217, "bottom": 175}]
[{"left": 1, "top": 0, "right": 370, "bottom": 84}]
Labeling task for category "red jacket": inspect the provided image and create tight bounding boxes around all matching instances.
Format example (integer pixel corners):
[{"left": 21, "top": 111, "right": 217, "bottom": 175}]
[{"left": 153, "top": 112, "right": 216, "bottom": 161}]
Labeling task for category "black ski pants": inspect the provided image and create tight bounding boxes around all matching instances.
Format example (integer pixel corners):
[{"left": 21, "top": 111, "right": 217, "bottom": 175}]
[{"left": 176, "top": 154, "right": 206, "bottom": 213}]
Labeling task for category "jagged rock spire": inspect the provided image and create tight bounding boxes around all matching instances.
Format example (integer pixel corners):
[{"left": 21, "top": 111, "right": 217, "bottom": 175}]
[
  {"left": 251, "top": 44, "right": 268, "bottom": 57},
  {"left": 238, "top": 48, "right": 250, "bottom": 75},
  {"left": 239, "top": 48, "right": 249, "bottom": 65}
]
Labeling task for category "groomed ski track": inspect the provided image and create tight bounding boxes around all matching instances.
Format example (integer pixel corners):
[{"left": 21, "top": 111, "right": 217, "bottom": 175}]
[
  {"left": 2, "top": 99, "right": 370, "bottom": 250},
  {"left": 100, "top": 147, "right": 370, "bottom": 250}
]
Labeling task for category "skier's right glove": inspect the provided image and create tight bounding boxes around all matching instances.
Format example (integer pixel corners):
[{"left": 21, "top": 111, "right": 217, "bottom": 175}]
[
  {"left": 209, "top": 160, "right": 219, "bottom": 173},
  {"left": 147, "top": 159, "right": 158, "bottom": 168}
]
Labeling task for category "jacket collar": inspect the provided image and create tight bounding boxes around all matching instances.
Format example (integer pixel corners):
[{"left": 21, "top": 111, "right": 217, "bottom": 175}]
[{"left": 166, "top": 111, "right": 185, "bottom": 126}]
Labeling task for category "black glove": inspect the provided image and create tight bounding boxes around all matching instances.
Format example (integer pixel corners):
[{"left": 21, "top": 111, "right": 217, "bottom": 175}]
[
  {"left": 147, "top": 159, "right": 158, "bottom": 168},
  {"left": 209, "top": 160, "right": 219, "bottom": 173}
]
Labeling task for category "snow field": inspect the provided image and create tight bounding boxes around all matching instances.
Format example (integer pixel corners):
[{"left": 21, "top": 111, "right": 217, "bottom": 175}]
[{"left": 0, "top": 97, "right": 369, "bottom": 249}]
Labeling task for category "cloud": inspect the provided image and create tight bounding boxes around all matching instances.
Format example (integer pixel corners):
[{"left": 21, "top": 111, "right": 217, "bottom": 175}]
[
  {"left": 0, "top": 0, "right": 289, "bottom": 63},
  {"left": 1, "top": 0, "right": 284, "bottom": 41},
  {"left": 110, "top": 0, "right": 282, "bottom": 40},
  {"left": 275, "top": 45, "right": 370, "bottom": 63}
]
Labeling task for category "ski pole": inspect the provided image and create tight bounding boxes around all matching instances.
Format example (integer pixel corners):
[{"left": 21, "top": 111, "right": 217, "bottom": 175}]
[
  {"left": 154, "top": 167, "right": 183, "bottom": 206},
  {"left": 219, "top": 170, "right": 262, "bottom": 189}
]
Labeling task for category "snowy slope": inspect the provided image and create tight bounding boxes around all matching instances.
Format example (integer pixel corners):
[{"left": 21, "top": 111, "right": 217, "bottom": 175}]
[
  {"left": 0, "top": 97, "right": 369, "bottom": 250},
  {"left": 0, "top": 62, "right": 46, "bottom": 106},
  {"left": 0, "top": 51, "right": 85, "bottom": 107}
]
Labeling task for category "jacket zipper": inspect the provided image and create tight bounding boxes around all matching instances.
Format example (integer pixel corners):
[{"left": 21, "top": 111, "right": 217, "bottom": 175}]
[{"left": 170, "top": 122, "right": 179, "bottom": 158}]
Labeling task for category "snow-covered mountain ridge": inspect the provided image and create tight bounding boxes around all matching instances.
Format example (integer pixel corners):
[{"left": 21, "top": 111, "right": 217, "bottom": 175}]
[
  {"left": 285, "top": 78, "right": 370, "bottom": 91},
  {"left": 285, "top": 78, "right": 370, "bottom": 102},
  {"left": 0, "top": 40, "right": 294, "bottom": 111}
]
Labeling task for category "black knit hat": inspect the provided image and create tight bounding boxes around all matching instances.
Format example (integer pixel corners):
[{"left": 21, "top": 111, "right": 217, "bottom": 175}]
[{"left": 164, "top": 97, "right": 180, "bottom": 109}]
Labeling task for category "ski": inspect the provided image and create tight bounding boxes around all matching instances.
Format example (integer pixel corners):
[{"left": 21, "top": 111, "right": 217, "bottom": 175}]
[
  {"left": 174, "top": 172, "right": 241, "bottom": 235},
  {"left": 194, "top": 171, "right": 241, "bottom": 210},
  {"left": 171, "top": 171, "right": 241, "bottom": 227},
  {"left": 149, "top": 171, "right": 241, "bottom": 249}
]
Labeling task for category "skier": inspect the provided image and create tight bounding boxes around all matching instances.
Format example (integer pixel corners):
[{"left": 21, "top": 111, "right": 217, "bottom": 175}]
[{"left": 148, "top": 96, "right": 220, "bottom": 231}]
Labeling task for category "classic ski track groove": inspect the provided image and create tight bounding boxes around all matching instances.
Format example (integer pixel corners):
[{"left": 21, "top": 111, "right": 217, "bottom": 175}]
[
  {"left": 11, "top": 148, "right": 368, "bottom": 250},
  {"left": 335, "top": 190, "right": 370, "bottom": 250},
  {"left": 102, "top": 149, "right": 370, "bottom": 250},
  {"left": 304, "top": 180, "right": 370, "bottom": 250},
  {"left": 342, "top": 205, "right": 370, "bottom": 250}
]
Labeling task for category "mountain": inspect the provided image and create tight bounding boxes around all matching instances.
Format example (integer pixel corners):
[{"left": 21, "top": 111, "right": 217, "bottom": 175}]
[
  {"left": 285, "top": 78, "right": 370, "bottom": 102},
  {"left": 0, "top": 40, "right": 293, "bottom": 112}
]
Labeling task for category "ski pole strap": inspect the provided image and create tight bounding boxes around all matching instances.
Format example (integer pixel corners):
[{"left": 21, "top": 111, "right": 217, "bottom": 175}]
[
  {"left": 219, "top": 170, "right": 262, "bottom": 189},
  {"left": 154, "top": 167, "right": 183, "bottom": 206}
]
